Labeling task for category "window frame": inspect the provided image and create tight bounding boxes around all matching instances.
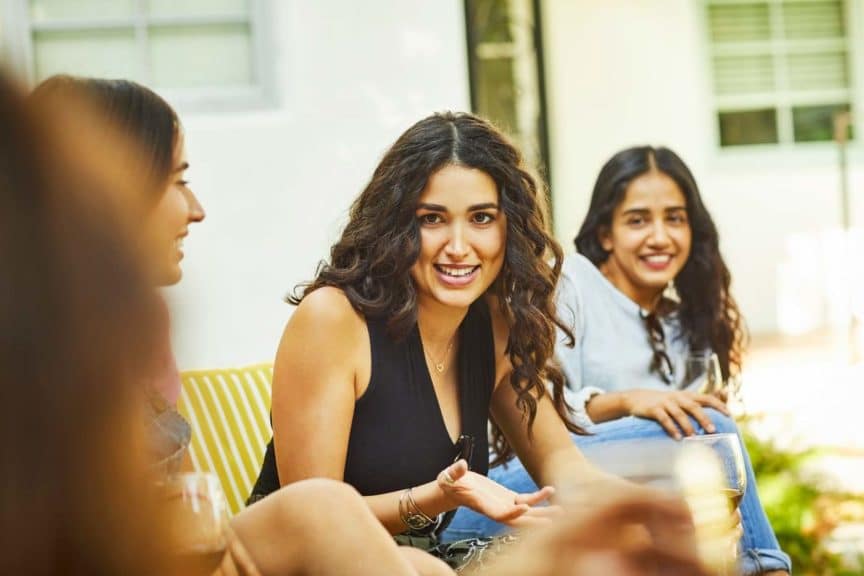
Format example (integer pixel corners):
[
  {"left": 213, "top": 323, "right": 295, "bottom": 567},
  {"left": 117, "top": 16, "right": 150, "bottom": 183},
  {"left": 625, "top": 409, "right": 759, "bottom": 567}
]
[
  {"left": 462, "top": 0, "right": 552, "bottom": 182},
  {"left": 1, "top": 0, "right": 275, "bottom": 113},
  {"left": 703, "top": 0, "right": 862, "bottom": 153}
]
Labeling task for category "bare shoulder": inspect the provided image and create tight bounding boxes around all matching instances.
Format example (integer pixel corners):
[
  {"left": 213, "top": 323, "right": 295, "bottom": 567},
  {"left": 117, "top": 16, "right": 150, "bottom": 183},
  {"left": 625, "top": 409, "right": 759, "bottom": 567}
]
[
  {"left": 288, "top": 286, "right": 365, "bottom": 336},
  {"left": 484, "top": 293, "right": 513, "bottom": 386},
  {"left": 276, "top": 286, "right": 368, "bottom": 368},
  {"left": 273, "top": 286, "right": 370, "bottom": 398}
]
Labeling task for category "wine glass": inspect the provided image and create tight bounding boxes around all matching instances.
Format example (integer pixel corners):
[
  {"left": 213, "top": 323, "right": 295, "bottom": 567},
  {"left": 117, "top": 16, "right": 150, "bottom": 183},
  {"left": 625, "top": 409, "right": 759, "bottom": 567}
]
[
  {"left": 682, "top": 433, "right": 747, "bottom": 575},
  {"left": 683, "top": 433, "right": 746, "bottom": 508},
  {"left": 160, "top": 472, "right": 229, "bottom": 575},
  {"left": 685, "top": 350, "right": 724, "bottom": 394}
]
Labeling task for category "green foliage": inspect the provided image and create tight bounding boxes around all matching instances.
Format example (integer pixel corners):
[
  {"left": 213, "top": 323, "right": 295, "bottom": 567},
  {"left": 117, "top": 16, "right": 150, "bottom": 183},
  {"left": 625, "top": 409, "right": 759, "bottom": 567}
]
[{"left": 741, "top": 420, "right": 863, "bottom": 575}]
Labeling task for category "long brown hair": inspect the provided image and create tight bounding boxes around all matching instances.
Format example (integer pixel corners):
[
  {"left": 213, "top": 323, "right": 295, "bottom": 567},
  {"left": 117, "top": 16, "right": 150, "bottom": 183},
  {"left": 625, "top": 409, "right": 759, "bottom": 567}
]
[
  {"left": 575, "top": 146, "right": 746, "bottom": 379},
  {"left": 30, "top": 75, "right": 180, "bottom": 202},
  {"left": 0, "top": 71, "right": 168, "bottom": 575},
  {"left": 295, "top": 112, "right": 583, "bottom": 464}
]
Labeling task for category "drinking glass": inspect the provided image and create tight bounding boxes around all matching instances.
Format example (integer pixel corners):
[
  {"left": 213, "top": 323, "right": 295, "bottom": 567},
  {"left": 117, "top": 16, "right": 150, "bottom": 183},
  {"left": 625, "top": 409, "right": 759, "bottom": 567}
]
[
  {"left": 161, "top": 472, "right": 228, "bottom": 575},
  {"left": 683, "top": 433, "right": 747, "bottom": 575},
  {"left": 682, "top": 433, "right": 746, "bottom": 511},
  {"left": 685, "top": 350, "right": 724, "bottom": 394}
]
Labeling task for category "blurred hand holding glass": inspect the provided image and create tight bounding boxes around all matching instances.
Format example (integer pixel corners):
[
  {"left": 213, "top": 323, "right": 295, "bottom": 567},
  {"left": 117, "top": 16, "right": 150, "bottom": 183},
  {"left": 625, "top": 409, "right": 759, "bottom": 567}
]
[
  {"left": 160, "top": 472, "right": 228, "bottom": 576},
  {"left": 567, "top": 438, "right": 743, "bottom": 575}
]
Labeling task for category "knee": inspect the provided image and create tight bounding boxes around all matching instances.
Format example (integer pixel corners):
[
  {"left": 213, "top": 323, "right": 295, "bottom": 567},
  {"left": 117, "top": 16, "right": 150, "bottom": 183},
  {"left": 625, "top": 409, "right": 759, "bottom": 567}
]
[
  {"left": 278, "top": 478, "right": 364, "bottom": 515},
  {"left": 702, "top": 408, "right": 739, "bottom": 435},
  {"left": 398, "top": 547, "right": 454, "bottom": 576}
]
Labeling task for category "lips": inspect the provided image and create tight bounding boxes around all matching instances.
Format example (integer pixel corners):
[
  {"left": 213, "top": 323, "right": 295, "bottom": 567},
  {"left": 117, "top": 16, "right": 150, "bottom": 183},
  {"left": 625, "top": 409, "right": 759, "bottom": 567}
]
[
  {"left": 175, "top": 235, "right": 186, "bottom": 260},
  {"left": 639, "top": 253, "right": 673, "bottom": 271},
  {"left": 434, "top": 264, "right": 480, "bottom": 286}
]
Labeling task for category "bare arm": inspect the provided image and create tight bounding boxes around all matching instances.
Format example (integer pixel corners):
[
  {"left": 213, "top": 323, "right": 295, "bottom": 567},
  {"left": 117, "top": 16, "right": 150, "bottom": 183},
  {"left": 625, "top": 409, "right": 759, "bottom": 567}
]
[
  {"left": 491, "top": 380, "right": 606, "bottom": 489},
  {"left": 486, "top": 300, "right": 607, "bottom": 489},
  {"left": 270, "top": 287, "right": 360, "bottom": 484}
]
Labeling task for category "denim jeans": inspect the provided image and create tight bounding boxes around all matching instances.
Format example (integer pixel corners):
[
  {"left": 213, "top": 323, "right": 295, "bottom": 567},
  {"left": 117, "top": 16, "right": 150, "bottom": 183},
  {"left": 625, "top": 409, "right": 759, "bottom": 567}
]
[{"left": 441, "top": 409, "right": 792, "bottom": 575}]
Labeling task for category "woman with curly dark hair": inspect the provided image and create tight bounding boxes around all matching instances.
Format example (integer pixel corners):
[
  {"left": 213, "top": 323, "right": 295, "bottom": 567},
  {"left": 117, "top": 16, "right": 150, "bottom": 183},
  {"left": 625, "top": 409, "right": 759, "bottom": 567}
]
[
  {"left": 248, "top": 112, "right": 641, "bottom": 565},
  {"left": 445, "top": 146, "right": 791, "bottom": 576}
]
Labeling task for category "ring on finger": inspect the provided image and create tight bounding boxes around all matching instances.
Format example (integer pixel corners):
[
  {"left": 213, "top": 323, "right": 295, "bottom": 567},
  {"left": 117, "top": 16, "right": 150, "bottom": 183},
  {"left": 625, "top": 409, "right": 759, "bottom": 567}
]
[{"left": 442, "top": 470, "right": 456, "bottom": 485}]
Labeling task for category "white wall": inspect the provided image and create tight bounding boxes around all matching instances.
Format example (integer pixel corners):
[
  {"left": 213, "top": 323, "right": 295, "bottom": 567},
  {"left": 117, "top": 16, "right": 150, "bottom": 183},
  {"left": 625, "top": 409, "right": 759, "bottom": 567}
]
[
  {"left": 165, "top": 0, "right": 470, "bottom": 369},
  {"left": 543, "top": 0, "right": 864, "bottom": 334}
]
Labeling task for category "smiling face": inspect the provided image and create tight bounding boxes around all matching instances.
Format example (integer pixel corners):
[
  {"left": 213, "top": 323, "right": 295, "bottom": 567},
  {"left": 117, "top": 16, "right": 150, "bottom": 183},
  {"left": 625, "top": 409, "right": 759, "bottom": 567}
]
[
  {"left": 410, "top": 164, "right": 507, "bottom": 313},
  {"left": 142, "top": 132, "right": 205, "bottom": 286},
  {"left": 598, "top": 170, "right": 692, "bottom": 310}
]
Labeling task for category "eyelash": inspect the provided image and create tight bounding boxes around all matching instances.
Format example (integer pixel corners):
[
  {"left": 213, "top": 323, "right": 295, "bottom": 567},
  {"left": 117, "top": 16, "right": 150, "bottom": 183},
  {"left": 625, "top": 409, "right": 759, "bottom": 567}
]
[
  {"left": 419, "top": 213, "right": 443, "bottom": 225},
  {"left": 417, "top": 212, "right": 496, "bottom": 226},
  {"left": 626, "top": 214, "right": 686, "bottom": 226}
]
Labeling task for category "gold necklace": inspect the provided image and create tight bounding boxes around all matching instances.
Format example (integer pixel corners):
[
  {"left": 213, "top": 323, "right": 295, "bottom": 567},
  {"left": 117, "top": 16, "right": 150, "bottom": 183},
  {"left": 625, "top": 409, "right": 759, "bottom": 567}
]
[{"left": 424, "top": 337, "right": 455, "bottom": 374}]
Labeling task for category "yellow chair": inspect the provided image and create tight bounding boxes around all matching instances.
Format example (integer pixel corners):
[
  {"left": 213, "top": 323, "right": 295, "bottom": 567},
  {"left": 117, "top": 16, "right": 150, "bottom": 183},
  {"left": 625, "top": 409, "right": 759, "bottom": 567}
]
[{"left": 177, "top": 363, "right": 273, "bottom": 516}]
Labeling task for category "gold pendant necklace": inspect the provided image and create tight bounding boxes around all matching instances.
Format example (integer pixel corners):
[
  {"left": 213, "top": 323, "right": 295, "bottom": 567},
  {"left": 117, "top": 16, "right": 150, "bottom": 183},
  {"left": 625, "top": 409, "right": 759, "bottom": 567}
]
[{"left": 424, "top": 338, "right": 455, "bottom": 374}]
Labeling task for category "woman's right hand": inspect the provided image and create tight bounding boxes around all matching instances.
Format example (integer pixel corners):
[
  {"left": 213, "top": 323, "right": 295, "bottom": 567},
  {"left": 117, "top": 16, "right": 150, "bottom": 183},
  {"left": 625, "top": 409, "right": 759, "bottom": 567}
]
[
  {"left": 622, "top": 389, "right": 729, "bottom": 440},
  {"left": 437, "top": 460, "right": 560, "bottom": 528},
  {"left": 474, "top": 483, "right": 711, "bottom": 576}
]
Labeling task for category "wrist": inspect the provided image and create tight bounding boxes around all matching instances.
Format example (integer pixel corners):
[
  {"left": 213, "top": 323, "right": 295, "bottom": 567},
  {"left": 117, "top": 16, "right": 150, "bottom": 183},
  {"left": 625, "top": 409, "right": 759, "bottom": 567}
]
[
  {"left": 434, "top": 478, "right": 459, "bottom": 510},
  {"left": 415, "top": 480, "right": 457, "bottom": 517},
  {"left": 399, "top": 487, "right": 436, "bottom": 532},
  {"left": 614, "top": 391, "right": 633, "bottom": 416}
]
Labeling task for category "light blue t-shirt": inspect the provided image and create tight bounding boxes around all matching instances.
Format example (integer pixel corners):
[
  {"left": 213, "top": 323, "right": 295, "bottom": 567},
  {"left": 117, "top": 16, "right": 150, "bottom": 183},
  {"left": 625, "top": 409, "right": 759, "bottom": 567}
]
[{"left": 555, "top": 253, "right": 696, "bottom": 397}]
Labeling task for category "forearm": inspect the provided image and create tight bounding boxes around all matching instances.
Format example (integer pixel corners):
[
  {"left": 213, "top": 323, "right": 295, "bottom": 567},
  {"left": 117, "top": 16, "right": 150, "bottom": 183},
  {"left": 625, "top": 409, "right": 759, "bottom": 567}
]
[
  {"left": 365, "top": 479, "right": 457, "bottom": 535},
  {"left": 584, "top": 391, "right": 631, "bottom": 423},
  {"left": 540, "top": 445, "right": 610, "bottom": 489}
]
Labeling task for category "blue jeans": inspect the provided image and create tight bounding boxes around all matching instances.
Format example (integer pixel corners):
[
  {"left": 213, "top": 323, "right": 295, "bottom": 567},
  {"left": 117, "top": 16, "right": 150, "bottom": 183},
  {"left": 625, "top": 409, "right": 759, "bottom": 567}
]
[{"left": 442, "top": 409, "right": 792, "bottom": 575}]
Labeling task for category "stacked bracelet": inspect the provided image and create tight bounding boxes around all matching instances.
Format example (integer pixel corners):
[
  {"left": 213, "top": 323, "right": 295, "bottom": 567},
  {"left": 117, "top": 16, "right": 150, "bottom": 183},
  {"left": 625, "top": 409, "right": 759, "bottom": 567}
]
[{"left": 399, "top": 487, "right": 435, "bottom": 531}]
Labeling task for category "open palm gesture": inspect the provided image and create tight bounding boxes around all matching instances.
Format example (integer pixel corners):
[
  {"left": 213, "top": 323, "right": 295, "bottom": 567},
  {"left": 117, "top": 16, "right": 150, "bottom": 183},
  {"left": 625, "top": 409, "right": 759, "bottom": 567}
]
[{"left": 437, "top": 460, "right": 560, "bottom": 528}]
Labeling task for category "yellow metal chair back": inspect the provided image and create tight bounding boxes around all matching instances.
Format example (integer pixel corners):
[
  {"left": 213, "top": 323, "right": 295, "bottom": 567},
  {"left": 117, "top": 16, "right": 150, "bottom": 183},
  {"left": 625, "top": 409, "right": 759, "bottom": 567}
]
[{"left": 177, "top": 363, "right": 272, "bottom": 516}]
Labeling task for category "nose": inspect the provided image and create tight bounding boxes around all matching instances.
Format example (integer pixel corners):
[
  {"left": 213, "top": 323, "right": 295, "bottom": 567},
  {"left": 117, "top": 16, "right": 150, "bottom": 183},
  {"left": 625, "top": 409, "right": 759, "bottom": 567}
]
[
  {"left": 444, "top": 222, "right": 469, "bottom": 259},
  {"left": 183, "top": 188, "right": 206, "bottom": 223},
  {"left": 647, "top": 221, "right": 670, "bottom": 246}
]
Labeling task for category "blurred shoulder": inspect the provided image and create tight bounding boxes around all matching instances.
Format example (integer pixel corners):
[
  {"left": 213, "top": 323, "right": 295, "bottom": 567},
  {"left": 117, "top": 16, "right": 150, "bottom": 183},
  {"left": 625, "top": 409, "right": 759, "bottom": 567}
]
[{"left": 562, "top": 252, "right": 601, "bottom": 283}]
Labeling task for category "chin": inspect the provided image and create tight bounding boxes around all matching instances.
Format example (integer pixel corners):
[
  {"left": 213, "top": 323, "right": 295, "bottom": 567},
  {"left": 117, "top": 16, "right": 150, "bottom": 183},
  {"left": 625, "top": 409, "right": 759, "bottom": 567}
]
[
  {"left": 159, "top": 269, "right": 183, "bottom": 287},
  {"left": 638, "top": 277, "right": 673, "bottom": 291},
  {"left": 434, "top": 290, "right": 481, "bottom": 310}
]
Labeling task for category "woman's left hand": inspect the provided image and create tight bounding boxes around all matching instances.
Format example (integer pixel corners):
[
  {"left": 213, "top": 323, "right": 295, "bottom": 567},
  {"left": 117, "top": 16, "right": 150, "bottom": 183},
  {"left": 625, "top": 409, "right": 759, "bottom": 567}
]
[
  {"left": 211, "top": 524, "right": 263, "bottom": 576},
  {"left": 437, "top": 460, "right": 561, "bottom": 528}
]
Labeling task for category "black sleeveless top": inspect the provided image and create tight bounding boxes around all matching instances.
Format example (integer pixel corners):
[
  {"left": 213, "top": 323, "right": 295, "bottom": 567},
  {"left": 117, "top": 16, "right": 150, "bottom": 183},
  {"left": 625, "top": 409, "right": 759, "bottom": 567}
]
[{"left": 250, "top": 299, "right": 496, "bottom": 499}]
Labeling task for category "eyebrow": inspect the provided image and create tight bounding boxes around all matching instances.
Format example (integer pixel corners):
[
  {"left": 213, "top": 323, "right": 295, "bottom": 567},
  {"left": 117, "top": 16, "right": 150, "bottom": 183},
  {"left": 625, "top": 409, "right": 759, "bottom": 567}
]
[
  {"left": 621, "top": 206, "right": 686, "bottom": 215},
  {"left": 416, "top": 202, "right": 500, "bottom": 212},
  {"left": 173, "top": 162, "right": 189, "bottom": 173}
]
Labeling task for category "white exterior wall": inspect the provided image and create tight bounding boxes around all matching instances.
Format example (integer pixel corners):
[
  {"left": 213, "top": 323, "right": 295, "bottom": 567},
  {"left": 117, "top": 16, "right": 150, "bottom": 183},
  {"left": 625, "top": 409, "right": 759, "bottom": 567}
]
[
  {"left": 165, "top": 0, "right": 470, "bottom": 369},
  {"left": 543, "top": 0, "right": 864, "bottom": 335}
]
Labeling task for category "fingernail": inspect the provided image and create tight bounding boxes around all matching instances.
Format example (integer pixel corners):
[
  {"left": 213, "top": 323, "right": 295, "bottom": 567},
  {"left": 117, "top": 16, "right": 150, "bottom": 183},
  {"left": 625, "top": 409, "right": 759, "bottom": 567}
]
[{"left": 707, "top": 426, "right": 716, "bottom": 433}]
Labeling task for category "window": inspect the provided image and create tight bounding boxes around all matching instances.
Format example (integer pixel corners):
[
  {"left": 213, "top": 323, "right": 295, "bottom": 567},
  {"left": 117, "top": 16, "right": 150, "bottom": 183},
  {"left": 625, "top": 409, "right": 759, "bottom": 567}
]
[
  {"left": 706, "top": 0, "right": 852, "bottom": 147},
  {"left": 2, "top": 0, "right": 271, "bottom": 110},
  {"left": 464, "top": 0, "right": 550, "bottom": 179}
]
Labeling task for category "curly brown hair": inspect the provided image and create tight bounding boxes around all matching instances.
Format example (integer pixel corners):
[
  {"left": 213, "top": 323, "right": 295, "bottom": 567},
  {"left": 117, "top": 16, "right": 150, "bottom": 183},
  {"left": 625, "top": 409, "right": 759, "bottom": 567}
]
[{"left": 294, "top": 112, "right": 583, "bottom": 464}]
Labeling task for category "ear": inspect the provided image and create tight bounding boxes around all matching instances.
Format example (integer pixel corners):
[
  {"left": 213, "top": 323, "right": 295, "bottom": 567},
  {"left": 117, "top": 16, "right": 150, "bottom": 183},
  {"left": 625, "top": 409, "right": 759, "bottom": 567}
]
[{"left": 598, "top": 226, "right": 613, "bottom": 252}]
